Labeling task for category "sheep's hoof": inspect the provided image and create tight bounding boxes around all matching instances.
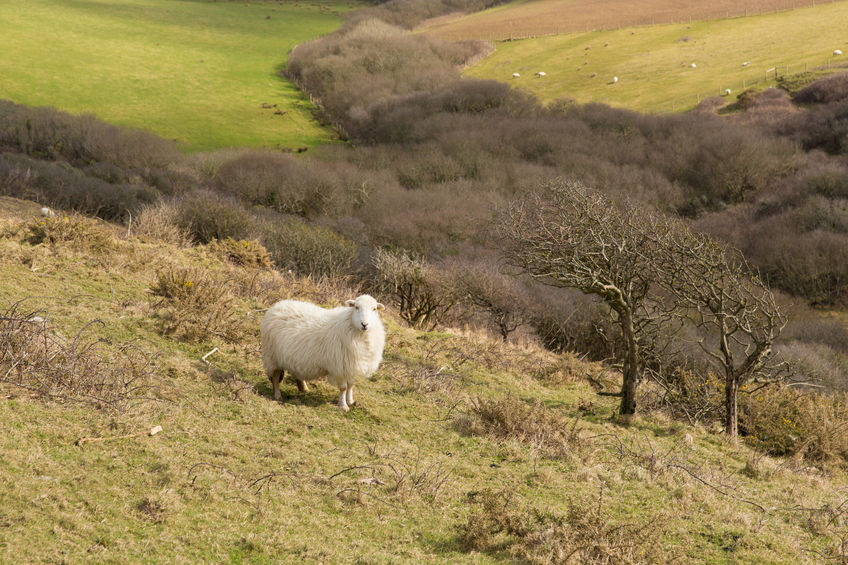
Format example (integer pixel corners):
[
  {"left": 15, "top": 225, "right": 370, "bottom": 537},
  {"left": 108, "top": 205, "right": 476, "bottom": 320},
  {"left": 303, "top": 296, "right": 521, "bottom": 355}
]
[{"left": 339, "top": 403, "right": 350, "bottom": 413}]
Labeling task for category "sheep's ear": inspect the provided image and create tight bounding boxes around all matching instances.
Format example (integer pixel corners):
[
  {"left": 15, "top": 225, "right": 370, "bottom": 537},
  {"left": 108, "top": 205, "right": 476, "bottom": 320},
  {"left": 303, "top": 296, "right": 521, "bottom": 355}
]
[
  {"left": 346, "top": 300, "right": 356, "bottom": 307},
  {"left": 376, "top": 303, "right": 385, "bottom": 311}
]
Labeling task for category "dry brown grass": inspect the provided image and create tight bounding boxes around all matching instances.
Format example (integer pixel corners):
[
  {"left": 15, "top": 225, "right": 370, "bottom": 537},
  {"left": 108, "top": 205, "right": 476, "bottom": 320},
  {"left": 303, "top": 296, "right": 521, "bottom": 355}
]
[
  {"left": 418, "top": 0, "right": 828, "bottom": 41},
  {"left": 460, "top": 485, "right": 674, "bottom": 564},
  {"left": 455, "top": 395, "right": 581, "bottom": 459}
]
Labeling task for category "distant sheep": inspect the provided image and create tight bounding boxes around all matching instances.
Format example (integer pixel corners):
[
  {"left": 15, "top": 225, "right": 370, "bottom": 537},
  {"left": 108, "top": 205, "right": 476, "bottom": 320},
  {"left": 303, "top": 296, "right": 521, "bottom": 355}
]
[
  {"left": 260, "top": 295, "right": 385, "bottom": 412},
  {"left": 40, "top": 207, "right": 55, "bottom": 218},
  {"left": 835, "top": 49, "right": 843, "bottom": 56},
  {"left": 612, "top": 76, "right": 619, "bottom": 84},
  {"left": 512, "top": 73, "right": 520, "bottom": 78},
  {"left": 724, "top": 88, "right": 732, "bottom": 96},
  {"left": 536, "top": 71, "right": 547, "bottom": 77},
  {"left": 742, "top": 61, "right": 750, "bottom": 67},
  {"left": 690, "top": 62, "right": 697, "bottom": 68}
]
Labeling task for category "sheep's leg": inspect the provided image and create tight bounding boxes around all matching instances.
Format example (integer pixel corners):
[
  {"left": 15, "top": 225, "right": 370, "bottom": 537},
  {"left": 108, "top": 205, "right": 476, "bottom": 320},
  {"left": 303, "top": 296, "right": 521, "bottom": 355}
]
[
  {"left": 296, "top": 379, "right": 309, "bottom": 393},
  {"left": 338, "top": 385, "right": 350, "bottom": 412},
  {"left": 345, "top": 383, "right": 355, "bottom": 407},
  {"left": 270, "top": 370, "right": 283, "bottom": 401}
]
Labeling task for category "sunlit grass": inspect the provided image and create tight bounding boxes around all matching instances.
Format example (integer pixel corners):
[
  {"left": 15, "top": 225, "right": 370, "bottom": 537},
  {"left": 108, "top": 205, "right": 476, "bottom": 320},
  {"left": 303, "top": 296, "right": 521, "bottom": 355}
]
[
  {"left": 464, "top": 2, "right": 848, "bottom": 113},
  {"left": 0, "top": 0, "right": 357, "bottom": 151}
]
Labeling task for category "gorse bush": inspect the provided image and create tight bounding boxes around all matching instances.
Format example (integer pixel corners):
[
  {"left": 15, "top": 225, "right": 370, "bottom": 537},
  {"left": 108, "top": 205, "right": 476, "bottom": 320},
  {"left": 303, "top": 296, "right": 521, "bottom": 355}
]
[
  {"left": 150, "top": 267, "right": 245, "bottom": 343},
  {"left": 740, "top": 386, "right": 848, "bottom": 467},
  {"left": 207, "top": 238, "right": 273, "bottom": 269}
]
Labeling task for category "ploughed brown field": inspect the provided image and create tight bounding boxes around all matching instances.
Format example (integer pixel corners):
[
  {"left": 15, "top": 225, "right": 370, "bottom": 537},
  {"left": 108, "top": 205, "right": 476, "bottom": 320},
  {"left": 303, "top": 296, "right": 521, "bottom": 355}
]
[{"left": 417, "top": 0, "right": 839, "bottom": 40}]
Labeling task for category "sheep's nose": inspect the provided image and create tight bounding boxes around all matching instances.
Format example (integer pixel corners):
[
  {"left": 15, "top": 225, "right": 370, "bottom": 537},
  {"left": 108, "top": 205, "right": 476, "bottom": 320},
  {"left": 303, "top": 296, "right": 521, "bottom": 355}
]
[{"left": 360, "top": 322, "right": 368, "bottom": 330}]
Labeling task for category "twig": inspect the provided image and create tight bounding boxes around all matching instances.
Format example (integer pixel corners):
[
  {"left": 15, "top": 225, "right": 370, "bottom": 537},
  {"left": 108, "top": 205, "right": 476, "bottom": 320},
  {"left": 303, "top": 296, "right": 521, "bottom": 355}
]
[{"left": 75, "top": 425, "right": 162, "bottom": 446}]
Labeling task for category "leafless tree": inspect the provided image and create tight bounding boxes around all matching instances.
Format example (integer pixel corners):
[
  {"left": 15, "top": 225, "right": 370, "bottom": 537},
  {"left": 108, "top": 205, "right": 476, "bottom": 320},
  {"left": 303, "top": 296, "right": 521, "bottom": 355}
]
[
  {"left": 372, "top": 248, "right": 458, "bottom": 331},
  {"left": 445, "top": 258, "right": 533, "bottom": 342},
  {"left": 495, "top": 179, "right": 675, "bottom": 414},
  {"left": 652, "top": 227, "right": 787, "bottom": 440}
]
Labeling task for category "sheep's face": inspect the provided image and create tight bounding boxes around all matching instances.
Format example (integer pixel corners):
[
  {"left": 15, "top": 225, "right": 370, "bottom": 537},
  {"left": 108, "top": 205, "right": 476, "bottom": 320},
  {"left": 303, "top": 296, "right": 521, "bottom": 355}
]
[{"left": 347, "top": 295, "right": 384, "bottom": 332}]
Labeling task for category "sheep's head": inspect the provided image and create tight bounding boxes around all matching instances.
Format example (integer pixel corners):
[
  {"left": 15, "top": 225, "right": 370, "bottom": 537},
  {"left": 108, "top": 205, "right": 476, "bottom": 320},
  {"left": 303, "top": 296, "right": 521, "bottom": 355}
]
[{"left": 346, "top": 294, "right": 384, "bottom": 332}]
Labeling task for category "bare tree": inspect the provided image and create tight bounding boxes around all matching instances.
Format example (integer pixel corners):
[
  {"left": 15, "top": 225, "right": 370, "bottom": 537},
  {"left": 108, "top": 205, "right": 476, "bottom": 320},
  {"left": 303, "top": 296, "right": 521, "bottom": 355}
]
[
  {"left": 653, "top": 228, "right": 786, "bottom": 439},
  {"left": 445, "top": 258, "right": 533, "bottom": 342},
  {"left": 495, "top": 179, "right": 674, "bottom": 415},
  {"left": 372, "top": 248, "right": 458, "bottom": 330}
]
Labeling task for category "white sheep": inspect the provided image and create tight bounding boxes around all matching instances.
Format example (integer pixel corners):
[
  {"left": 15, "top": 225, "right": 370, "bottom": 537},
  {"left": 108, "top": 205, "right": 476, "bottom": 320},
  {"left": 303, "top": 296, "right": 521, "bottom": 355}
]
[
  {"left": 834, "top": 49, "right": 843, "bottom": 56},
  {"left": 40, "top": 207, "right": 55, "bottom": 218},
  {"left": 260, "top": 294, "right": 385, "bottom": 412},
  {"left": 690, "top": 62, "right": 697, "bottom": 68},
  {"left": 512, "top": 72, "right": 520, "bottom": 78},
  {"left": 612, "top": 76, "right": 619, "bottom": 84},
  {"left": 536, "top": 71, "right": 547, "bottom": 77},
  {"left": 724, "top": 88, "right": 732, "bottom": 96}
]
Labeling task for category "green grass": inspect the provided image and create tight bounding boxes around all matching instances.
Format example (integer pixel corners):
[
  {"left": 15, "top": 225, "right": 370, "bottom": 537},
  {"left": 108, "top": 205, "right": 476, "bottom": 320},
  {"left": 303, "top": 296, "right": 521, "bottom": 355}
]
[
  {"left": 0, "top": 0, "right": 356, "bottom": 151},
  {"left": 464, "top": 2, "right": 848, "bottom": 113},
  {"left": 0, "top": 198, "right": 847, "bottom": 563}
]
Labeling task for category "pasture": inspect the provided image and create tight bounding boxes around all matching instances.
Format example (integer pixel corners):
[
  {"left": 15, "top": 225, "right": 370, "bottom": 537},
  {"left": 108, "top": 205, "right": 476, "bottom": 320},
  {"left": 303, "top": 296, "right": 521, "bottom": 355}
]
[
  {"left": 461, "top": 2, "right": 848, "bottom": 113},
  {"left": 0, "top": 0, "right": 356, "bottom": 151},
  {"left": 418, "top": 0, "right": 844, "bottom": 41},
  {"left": 1, "top": 199, "right": 846, "bottom": 563}
]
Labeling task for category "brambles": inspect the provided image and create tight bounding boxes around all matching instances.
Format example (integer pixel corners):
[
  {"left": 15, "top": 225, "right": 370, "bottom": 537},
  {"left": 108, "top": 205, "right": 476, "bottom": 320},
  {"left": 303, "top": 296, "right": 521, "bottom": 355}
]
[
  {"left": 0, "top": 300, "right": 156, "bottom": 412},
  {"left": 459, "top": 486, "right": 671, "bottom": 564}
]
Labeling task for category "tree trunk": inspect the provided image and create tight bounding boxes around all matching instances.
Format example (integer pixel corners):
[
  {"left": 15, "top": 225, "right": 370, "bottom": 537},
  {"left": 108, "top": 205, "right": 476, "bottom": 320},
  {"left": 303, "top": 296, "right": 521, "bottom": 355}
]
[
  {"left": 619, "top": 308, "right": 639, "bottom": 415},
  {"left": 725, "top": 372, "right": 738, "bottom": 440}
]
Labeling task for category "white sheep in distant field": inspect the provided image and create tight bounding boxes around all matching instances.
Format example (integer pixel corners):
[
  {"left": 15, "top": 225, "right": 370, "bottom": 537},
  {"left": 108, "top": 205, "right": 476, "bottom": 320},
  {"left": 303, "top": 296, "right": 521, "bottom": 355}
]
[
  {"left": 612, "top": 76, "right": 619, "bottom": 84},
  {"left": 512, "top": 72, "right": 520, "bottom": 78},
  {"left": 834, "top": 49, "right": 843, "bottom": 56},
  {"left": 690, "top": 62, "right": 697, "bottom": 68},
  {"left": 742, "top": 61, "right": 750, "bottom": 67},
  {"left": 260, "top": 295, "right": 385, "bottom": 412},
  {"left": 725, "top": 88, "right": 732, "bottom": 96},
  {"left": 536, "top": 71, "right": 547, "bottom": 77},
  {"left": 40, "top": 207, "right": 55, "bottom": 218}
]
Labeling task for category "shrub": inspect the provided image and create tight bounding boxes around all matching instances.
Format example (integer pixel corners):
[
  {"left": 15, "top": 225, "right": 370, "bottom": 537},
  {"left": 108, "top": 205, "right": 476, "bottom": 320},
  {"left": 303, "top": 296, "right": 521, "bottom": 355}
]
[
  {"left": 0, "top": 153, "right": 160, "bottom": 221},
  {"left": 0, "top": 300, "right": 156, "bottom": 412},
  {"left": 262, "top": 217, "right": 358, "bottom": 279},
  {"left": 372, "top": 247, "right": 457, "bottom": 329},
  {"left": 792, "top": 72, "right": 848, "bottom": 105},
  {"left": 22, "top": 213, "right": 114, "bottom": 252},
  {"left": 150, "top": 267, "right": 244, "bottom": 343},
  {"left": 454, "top": 396, "right": 579, "bottom": 458},
  {"left": 207, "top": 238, "right": 273, "bottom": 269},
  {"left": 132, "top": 200, "right": 190, "bottom": 246},
  {"left": 459, "top": 487, "right": 671, "bottom": 564},
  {"left": 174, "top": 190, "right": 256, "bottom": 244},
  {"left": 740, "top": 386, "right": 848, "bottom": 467}
]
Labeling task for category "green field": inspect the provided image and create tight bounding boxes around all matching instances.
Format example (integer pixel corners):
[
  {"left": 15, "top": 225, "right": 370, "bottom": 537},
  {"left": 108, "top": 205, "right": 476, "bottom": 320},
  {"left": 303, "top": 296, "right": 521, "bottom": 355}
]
[
  {"left": 464, "top": 2, "right": 848, "bottom": 113},
  {"left": 0, "top": 0, "right": 355, "bottom": 151}
]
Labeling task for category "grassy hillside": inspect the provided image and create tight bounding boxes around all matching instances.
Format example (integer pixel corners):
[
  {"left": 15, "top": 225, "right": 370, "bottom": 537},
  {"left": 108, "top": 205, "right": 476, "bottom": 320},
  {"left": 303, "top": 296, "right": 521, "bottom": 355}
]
[
  {"left": 461, "top": 2, "right": 848, "bottom": 113},
  {"left": 1, "top": 199, "right": 847, "bottom": 563},
  {"left": 418, "top": 0, "right": 837, "bottom": 41},
  {"left": 0, "top": 0, "right": 355, "bottom": 151}
]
